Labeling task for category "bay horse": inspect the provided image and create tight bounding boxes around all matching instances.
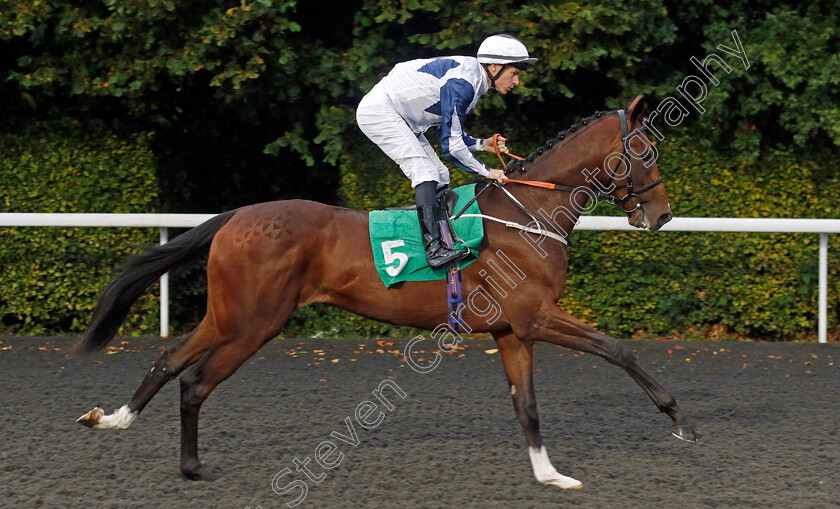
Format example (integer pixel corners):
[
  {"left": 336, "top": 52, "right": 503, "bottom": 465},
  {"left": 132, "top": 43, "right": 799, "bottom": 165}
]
[{"left": 75, "top": 94, "right": 695, "bottom": 489}]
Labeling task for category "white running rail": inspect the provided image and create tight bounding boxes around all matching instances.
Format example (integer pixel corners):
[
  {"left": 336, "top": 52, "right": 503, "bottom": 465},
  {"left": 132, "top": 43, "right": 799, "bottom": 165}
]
[{"left": 0, "top": 213, "right": 836, "bottom": 343}]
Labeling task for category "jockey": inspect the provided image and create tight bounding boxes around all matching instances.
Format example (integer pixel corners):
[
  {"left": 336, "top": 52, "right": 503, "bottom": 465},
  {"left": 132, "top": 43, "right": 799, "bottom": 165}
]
[{"left": 356, "top": 34, "right": 537, "bottom": 269}]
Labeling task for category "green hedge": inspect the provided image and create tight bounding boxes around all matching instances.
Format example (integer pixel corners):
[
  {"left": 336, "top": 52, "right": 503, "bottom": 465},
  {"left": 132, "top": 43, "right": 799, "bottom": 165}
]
[
  {"left": 558, "top": 137, "right": 840, "bottom": 340},
  {"left": 0, "top": 123, "right": 160, "bottom": 335}
]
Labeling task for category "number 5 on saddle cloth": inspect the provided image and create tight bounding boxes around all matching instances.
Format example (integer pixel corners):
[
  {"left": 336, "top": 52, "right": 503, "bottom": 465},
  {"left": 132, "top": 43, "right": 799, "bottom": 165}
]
[{"left": 368, "top": 184, "right": 486, "bottom": 333}]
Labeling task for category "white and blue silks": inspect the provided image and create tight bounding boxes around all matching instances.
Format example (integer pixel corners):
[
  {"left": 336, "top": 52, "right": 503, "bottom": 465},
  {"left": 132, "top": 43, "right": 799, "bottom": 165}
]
[{"left": 356, "top": 56, "right": 491, "bottom": 188}]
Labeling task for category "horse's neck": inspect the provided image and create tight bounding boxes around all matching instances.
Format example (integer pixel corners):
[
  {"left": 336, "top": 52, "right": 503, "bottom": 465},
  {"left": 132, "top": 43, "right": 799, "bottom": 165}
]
[{"left": 505, "top": 121, "right": 617, "bottom": 235}]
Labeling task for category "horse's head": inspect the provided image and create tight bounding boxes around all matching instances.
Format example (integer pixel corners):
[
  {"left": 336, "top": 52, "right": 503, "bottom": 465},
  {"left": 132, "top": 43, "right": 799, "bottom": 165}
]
[
  {"left": 500, "top": 95, "right": 671, "bottom": 234},
  {"left": 604, "top": 94, "right": 672, "bottom": 231}
]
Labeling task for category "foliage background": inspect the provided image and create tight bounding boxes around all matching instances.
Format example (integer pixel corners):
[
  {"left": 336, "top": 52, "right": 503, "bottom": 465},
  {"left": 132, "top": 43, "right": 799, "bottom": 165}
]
[
  {"left": 0, "top": 0, "right": 837, "bottom": 339},
  {"left": 0, "top": 122, "right": 159, "bottom": 334}
]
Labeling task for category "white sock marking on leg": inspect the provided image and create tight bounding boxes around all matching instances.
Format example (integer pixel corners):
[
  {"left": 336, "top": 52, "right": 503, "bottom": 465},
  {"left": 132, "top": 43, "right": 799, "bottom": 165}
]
[
  {"left": 528, "top": 446, "right": 582, "bottom": 489},
  {"left": 94, "top": 405, "right": 138, "bottom": 429}
]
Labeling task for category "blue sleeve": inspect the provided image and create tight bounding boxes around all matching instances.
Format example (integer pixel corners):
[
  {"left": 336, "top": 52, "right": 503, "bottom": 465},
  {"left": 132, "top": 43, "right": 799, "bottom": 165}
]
[{"left": 439, "top": 79, "right": 490, "bottom": 176}]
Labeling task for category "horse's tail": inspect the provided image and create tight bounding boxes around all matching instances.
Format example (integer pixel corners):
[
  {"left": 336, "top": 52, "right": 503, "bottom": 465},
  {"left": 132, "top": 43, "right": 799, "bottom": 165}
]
[{"left": 74, "top": 210, "right": 238, "bottom": 355}]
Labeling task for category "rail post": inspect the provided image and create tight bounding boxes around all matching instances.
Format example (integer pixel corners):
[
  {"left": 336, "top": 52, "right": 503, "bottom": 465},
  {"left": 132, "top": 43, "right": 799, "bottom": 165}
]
[
  {"left": 160, "top": 227, "right": 169, "bottom": 339},
  {"left": 819, "top": 233, "right": 828, "bottom": 344}
]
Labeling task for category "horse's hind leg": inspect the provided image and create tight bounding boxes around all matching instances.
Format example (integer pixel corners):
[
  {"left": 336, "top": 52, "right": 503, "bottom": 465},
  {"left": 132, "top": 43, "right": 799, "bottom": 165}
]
[
  {"left": 77, "top": 321, "right": 220, "bottom": 429},
  {"left": 178, "top": 335, "right": 273, "bottom": 481},
  {"left": 493, "top": 330, "right": 582, "bottom": 489}
]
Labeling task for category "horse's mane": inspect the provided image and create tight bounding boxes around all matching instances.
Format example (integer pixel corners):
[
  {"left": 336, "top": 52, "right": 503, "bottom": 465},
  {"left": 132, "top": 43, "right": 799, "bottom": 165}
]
[{"left": 504, "top": 109, "right": 621, "bottom": 174}]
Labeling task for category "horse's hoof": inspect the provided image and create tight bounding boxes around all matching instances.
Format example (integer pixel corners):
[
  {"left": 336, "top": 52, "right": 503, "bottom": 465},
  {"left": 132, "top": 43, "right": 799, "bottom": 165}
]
[
  {"left": 77, "top": 407, "right": 104, "bottom": 428},
  {"left": 540, "top": 476, "right": 583, "bottom": 489},
  {"left": 671, "top": 424, "right": 697, "bottom": 443},
  {"left": 182, "top": 465, "right": 223, "bottom": 482}
]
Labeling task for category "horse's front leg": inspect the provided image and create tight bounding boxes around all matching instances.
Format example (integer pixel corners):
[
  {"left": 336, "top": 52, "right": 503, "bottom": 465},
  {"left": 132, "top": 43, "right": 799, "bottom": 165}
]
[
  {"left": 513, "top": 302, "right": 696, "bottom": 442},
  {"left": 493, "top": 330, "right": 582, "bottom": 489}
]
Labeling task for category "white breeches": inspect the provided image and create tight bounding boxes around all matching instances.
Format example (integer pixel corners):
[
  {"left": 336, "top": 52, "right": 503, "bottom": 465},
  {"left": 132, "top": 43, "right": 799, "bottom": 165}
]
[{"left": 356, "top": 83, "right": 450, "bottom": 189}]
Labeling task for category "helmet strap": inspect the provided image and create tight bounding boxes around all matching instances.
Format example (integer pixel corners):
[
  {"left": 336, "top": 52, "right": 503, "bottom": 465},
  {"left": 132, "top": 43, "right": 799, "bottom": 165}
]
[{"left": 482, "top": 63, "right": 508, "bottom": 91}]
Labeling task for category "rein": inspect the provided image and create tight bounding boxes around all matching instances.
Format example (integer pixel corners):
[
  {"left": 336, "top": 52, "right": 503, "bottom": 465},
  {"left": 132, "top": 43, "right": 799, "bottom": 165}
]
[
  {"left": 491, "top": 134, "right": 576, "bottom": 192},
  {"left": 453, "top": 110, "right": 664, "bottom": 248},
  {"left": 491, "top": 110, "right": 663, "bottom": 215},
  {"left": 450, "top": 181, "right": 568, "bottom": 245}
]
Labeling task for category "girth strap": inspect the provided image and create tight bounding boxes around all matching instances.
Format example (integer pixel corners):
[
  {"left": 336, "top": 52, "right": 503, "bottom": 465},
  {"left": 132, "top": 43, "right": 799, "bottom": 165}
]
[{"left": 437, "top": 218, "right": 466, "bottom": 333}]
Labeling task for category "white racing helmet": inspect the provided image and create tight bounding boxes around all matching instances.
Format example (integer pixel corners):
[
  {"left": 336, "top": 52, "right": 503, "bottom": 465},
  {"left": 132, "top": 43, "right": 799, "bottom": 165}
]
[{"left": 477, "top": 34, "right": 538, "bottom": 68}]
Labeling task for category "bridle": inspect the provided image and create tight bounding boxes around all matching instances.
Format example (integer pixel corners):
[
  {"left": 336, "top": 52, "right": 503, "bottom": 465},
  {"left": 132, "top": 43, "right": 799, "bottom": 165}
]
[
  {"left": 598, "top": 109, "right": 663, "bottom": 214},
  {"left": 498, "top": 109, "right": 663, "bottom": 216},
  {"left": 457, "top": 109, "right": 665, "bottom": 246}
]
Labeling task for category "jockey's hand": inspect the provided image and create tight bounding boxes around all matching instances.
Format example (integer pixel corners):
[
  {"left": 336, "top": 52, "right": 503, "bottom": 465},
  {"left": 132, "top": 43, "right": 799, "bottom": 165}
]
[
  {"left": 485, "top": 168, "right": 506, "bottom": 184},
  {"left": 483, "top": 136, "right": 508, "bottom": 154}
]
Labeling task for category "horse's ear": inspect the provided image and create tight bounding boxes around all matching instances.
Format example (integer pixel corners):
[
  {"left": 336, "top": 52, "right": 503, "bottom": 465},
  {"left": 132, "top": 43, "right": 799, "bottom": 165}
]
[{"left": 628, "top": 93, "right": 648, "bottom": 123}]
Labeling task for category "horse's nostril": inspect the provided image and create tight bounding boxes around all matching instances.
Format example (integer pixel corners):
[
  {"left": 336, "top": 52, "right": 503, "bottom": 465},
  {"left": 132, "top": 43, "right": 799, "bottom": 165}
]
[{"left": 656, "top": 213, "right": 673, "bottom": 229}]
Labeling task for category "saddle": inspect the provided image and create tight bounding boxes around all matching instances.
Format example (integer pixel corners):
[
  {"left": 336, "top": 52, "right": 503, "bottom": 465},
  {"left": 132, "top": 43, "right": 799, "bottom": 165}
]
[{"left": 369, "top": 183, "right": 484, "bottom": 283}]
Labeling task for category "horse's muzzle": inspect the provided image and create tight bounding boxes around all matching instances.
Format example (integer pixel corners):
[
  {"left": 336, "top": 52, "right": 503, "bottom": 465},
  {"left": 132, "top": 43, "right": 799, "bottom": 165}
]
[{"left": 651, "top": 212, "right": 672, "bottom": 231}]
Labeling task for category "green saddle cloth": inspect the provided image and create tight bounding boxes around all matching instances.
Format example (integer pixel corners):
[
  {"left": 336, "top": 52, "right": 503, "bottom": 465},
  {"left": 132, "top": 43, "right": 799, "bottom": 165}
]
[{"left": 369, "top": 184, "right": 484, "bottom": 287}]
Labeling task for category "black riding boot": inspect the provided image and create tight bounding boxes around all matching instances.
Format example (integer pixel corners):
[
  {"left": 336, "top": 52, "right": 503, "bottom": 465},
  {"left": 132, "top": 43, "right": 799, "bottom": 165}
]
[{"left": 415, "top": 181, "right": 469, "bottom": 269}]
